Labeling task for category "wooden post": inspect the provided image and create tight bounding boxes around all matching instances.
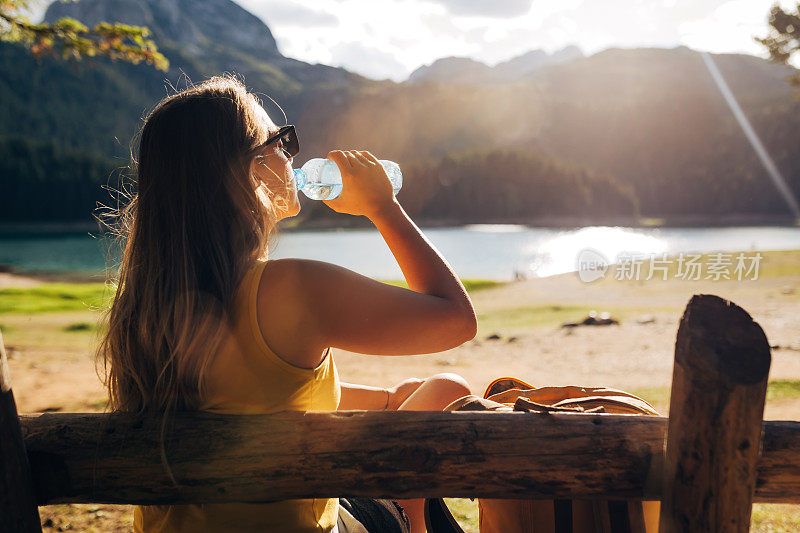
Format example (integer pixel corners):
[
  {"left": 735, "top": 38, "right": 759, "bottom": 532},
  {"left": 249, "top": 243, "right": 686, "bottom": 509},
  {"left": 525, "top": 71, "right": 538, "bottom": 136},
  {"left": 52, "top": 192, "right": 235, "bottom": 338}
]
[
  {"left": 0, "top": 330, "right": 42, "bottom": 533},
  {"left": 660, "top": 294, "right": 771, "bottom": 532}
]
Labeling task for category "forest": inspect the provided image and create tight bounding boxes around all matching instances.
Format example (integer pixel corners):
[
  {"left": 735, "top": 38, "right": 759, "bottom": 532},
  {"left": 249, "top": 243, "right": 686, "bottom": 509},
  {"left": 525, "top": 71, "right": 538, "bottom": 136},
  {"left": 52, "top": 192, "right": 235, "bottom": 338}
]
[{"left": 2, "top": 0, "right": 799, "bottom": 225}]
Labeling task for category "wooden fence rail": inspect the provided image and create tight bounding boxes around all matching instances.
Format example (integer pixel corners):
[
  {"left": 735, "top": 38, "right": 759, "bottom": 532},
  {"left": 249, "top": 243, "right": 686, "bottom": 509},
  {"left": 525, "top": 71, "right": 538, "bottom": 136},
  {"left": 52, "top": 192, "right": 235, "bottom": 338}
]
[
  {"left": 1, "top": 293, "right": 799, "bottom": 533},
  {"left": 20, "top": 411, "right": 800, "bottom": 506}
]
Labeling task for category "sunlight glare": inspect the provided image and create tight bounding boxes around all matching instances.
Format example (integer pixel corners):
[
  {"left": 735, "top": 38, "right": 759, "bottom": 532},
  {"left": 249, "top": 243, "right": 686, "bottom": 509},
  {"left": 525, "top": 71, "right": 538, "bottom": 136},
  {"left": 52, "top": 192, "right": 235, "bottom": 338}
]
[{"left": 522, "top": 226, "right": 668, "bottom": 277}]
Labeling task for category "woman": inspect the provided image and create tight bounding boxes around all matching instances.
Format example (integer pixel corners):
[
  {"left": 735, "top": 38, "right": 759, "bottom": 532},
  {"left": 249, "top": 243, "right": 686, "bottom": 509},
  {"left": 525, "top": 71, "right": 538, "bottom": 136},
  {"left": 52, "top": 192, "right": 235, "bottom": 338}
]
[{"left": 98, "top": 76, "right": 477, "bottom": 533}]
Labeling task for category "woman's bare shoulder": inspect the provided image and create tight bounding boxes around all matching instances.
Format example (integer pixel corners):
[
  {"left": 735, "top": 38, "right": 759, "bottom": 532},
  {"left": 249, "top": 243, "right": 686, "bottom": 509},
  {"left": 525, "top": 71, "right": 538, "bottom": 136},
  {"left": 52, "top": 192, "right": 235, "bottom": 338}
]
[
  {"left": 254, "top": 258, "right": 334, "bottom": 368},
  {"left": 261, "top": 257, "right": 350, "bottom": 278}
]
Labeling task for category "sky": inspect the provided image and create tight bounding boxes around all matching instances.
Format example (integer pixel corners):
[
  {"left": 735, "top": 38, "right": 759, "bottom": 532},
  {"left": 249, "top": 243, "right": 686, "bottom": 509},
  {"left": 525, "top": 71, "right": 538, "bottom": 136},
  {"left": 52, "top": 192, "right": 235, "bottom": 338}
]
[
  {"left": 26, "top": 0, "right": 798, "bottom": 81},
  {"left": 234, "top": 0, "right": 798, "bottom": 81}
]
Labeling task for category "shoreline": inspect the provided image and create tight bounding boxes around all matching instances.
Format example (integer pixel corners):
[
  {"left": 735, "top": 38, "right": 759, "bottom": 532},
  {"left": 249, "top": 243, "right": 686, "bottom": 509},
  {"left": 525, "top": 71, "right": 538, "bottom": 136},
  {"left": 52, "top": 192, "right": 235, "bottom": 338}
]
[
  {"left": 2, "top": 213, "right": 799, "bottom": 235},
  {"left": 3, "top": 246, "right": 800, "bottom": 285}
]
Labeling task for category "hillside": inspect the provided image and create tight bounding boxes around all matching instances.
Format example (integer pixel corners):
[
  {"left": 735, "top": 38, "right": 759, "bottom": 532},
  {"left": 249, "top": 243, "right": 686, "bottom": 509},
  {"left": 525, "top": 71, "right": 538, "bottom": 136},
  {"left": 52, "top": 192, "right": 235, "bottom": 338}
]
[
  {"left": 1, "top": 0, "right": 799, "bottom": 224},
  {"left": 0, "top": 0, "right": 366, "bottom": 159},
  {"left": 308, "top": 47, "right": 800, "bottom": 222}
]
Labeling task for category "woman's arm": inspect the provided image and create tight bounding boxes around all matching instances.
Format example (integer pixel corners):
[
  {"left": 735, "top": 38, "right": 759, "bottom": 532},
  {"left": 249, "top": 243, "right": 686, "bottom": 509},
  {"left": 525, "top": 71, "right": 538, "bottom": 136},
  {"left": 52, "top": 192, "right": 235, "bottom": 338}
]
[
  {"left": 256, "top": 150, "right": 477, "bottom": 369},
  {"left": 338, "top": 379, "right": 424, "bottom": 410}
]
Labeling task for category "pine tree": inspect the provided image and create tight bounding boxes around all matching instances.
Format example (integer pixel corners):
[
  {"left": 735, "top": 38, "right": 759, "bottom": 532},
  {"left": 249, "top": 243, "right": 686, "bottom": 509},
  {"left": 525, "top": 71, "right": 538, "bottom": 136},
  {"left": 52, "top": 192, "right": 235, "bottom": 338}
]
[{"left": 758, "top": 2, "right": 800, "bottom": 88}]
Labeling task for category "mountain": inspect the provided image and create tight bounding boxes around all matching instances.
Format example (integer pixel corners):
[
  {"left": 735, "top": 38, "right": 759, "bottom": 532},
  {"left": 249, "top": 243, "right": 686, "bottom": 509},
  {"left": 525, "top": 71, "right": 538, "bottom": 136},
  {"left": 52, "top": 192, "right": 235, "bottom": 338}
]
[
  {"left": 306, "top": 46, "right": 800, "bottom": 221},
  {"left": 44, "top": 0, "right": 355, "bottom": 90},
  {"left": 0, "top": 0, "right": 366, "bottom": 160},
  {"left": 491, "top": 45, "right": 583, "bottom": 81},
  {"left": 2, "top": 1, "right": 799, "bottom": 225},
  {"left": 407, "top": 46, "right": 584, "bottom": 84},
  {"left": 46, "top": 0, "right": 281, "bottom": 59},
  {"left": 408, "top": 57, "right": 494, "bottom": 84}
]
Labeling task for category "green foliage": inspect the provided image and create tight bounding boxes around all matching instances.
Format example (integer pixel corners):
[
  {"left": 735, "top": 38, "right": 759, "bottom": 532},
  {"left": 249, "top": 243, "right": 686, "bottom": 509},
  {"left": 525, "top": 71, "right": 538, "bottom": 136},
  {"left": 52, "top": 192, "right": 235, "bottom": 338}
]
[
  {"left": 0, "top": 0, "right": 167, "bottom": 70},
  {"left": 0, "top": 283, "right": 112, "bottom": 313},
  {"left": 399, "top": 149, "right": 638, "bottom": 223},
  {"left": 758, "top": 2, "right": 800, "bottom": 87},
  {"left": 0, "top": 136, "right": 120, "bottom": 221}
]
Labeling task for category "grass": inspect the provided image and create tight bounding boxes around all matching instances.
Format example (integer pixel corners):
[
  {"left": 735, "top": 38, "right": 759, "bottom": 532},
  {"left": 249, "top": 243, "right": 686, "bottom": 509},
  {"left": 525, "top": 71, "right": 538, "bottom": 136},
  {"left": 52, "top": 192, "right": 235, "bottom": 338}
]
[
  {"left": 748, "top": 250, "right": 800, "bottom": 280},
  {"left": 605, "top": 249, "right": 800, "bottom": 282},
  {"left": 0, "top": 278, "right": 500, "bottom": 351},
  {"left": 63, "top": 322, "right": 95, "bottom": 332},
  {"left": 751, "top": 503, "right": 800, "bottom": 532},
  {"left": 476, "top": 303, "right": 678, "bottom": 333},
  {"left": 0, "top": 311, "right": 102, "bottom": 351},
  {"left": 382, "top": 279, "right": 502, "bottom": 293},
  {"left": 630, "top": 386, "right": 672, "bottom": 410},
  {"left": 0, "top": 279, "right": 500, "bottom": 316},
  {"left": 0, "top": 283, "right": 112, "bottom": 314},
  {"left": 767, "top": 380, "right": 800, "bottom": 402},
  {"left": 444, "top": 499, "right": 479, "bottom": 532},
  {"left": 631, "top": 380, "right": 800, "bottom": 411}
]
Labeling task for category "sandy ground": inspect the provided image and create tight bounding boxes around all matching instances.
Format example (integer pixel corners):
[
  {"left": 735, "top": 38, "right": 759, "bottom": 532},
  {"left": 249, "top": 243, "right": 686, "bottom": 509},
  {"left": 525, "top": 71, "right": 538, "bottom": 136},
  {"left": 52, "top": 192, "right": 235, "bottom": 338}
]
[
  {"left": 0, "top": 271, "right": 42, "bottom": 289},
  {"left": 3, "top": 264, "right": 798, "bottom": 531},
  {"left": 4, "top": 266, "right": 799, "bottom": 417},
  {"left": 334, "top": 271, "right": 800, "bottom": 419}
]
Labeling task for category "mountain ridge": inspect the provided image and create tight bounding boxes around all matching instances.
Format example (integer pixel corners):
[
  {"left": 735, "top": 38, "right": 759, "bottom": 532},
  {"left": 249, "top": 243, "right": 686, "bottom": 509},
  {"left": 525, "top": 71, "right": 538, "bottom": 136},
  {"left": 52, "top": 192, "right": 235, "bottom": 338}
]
[
  {"left": 45, "top": 0, "right": 280, "bottom": 59},
  {"left": 407, "top": 45, "right": 584, "bottom": 84},
  {"left": 43, "top": 0, "right": 361, "bottom": 91},
  {"left": 2, "top": 1, "right": 799, "bottom": 224}
]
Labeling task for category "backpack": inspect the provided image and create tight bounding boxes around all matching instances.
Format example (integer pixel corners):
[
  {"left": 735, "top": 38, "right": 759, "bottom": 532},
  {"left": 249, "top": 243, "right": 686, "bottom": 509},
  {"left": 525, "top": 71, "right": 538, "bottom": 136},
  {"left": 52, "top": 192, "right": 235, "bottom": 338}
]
[{"left": 425, "top": 377, "right": 661, "bottom": 533}]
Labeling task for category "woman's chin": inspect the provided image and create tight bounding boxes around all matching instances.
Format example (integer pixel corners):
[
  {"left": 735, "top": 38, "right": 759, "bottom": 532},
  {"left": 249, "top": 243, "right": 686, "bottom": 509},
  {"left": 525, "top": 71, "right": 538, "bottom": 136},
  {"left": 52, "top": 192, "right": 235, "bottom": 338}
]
[{"left": 278, "top": 205, "right": 301, "bottom": 220}]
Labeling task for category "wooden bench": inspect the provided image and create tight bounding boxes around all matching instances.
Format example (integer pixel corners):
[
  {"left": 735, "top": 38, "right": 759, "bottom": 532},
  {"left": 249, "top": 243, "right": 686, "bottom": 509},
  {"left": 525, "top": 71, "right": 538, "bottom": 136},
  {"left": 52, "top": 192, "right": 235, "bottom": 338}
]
[{"left": 2, "top": 294, "right": 799, "bottom": 532}]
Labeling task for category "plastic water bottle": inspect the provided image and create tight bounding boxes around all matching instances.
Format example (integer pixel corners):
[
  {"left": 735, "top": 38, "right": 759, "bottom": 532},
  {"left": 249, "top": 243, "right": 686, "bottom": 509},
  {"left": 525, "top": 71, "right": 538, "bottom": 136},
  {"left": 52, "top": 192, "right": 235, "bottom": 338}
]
[{"left": 292, "top": 158, "right": 402, "bottom": 201}]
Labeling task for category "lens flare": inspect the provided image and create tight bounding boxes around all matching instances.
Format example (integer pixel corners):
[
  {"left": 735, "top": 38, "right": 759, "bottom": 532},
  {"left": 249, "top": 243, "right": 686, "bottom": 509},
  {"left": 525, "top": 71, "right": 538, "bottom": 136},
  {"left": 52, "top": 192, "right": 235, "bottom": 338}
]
[{"left": 701, "top": 52, "right": 800, "bottom": 219}]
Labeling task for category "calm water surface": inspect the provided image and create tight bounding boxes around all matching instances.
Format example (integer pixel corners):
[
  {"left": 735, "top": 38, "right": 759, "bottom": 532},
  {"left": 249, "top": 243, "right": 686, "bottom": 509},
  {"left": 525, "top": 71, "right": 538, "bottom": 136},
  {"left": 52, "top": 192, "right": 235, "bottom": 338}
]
[{"left": 1, "top": 225, "right": 799, "bottom": 281}]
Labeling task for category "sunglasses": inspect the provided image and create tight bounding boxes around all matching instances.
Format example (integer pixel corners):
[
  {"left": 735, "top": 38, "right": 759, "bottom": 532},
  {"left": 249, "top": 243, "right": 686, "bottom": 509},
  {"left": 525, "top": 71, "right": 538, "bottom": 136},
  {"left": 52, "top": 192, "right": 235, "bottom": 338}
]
[{"left": 252, "top": 124, "right": 299, "bottom": 158}]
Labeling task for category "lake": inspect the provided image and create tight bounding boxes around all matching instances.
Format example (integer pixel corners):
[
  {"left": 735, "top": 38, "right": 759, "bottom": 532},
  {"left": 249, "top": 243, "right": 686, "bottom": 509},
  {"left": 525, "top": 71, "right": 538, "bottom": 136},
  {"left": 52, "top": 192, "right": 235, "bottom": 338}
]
[{"left": 1, "top": 225, "right": 799, "bottom": 281}]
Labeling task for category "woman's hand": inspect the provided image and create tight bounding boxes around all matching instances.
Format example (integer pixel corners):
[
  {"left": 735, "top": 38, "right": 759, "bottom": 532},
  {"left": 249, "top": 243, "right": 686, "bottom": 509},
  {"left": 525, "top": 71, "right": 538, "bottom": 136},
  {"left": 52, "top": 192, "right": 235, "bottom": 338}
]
[
  {"left": 324, "top": 150, "right": 397, "bottom": 219},
  {"left": 386, "top": 378, "right": 425, "bottom": 410}
]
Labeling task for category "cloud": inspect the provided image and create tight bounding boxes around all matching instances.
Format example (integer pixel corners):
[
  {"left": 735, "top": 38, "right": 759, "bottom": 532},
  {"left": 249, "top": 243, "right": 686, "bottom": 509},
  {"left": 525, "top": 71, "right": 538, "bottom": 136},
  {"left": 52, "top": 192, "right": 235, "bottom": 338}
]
[
  {"left": 329, "top": 41, "right": 409, "bottom": 80},
  {"left": 237, "top": 1, "right": 339, "bottom": 27},
  {"left": 427, "top": 0, "right": 534, "bottom": 18},
  {"left": 678, "top": 0, "right": 784, "bottom": 56},
  {"left": 233, "top": 0, "right": 787, "bottom": 80}
]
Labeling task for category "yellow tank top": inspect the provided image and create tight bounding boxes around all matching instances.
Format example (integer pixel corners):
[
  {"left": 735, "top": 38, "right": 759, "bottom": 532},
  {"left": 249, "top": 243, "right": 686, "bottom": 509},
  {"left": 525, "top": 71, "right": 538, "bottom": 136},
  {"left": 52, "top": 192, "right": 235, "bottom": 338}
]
[{"left": 133, "top": 259, "right": 341, "bottom": 533}]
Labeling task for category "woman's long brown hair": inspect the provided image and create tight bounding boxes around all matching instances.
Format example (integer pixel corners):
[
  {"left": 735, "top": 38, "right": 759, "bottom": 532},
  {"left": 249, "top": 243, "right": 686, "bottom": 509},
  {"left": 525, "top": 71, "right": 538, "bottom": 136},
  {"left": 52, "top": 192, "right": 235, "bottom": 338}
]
[{"left": 97, "top": 76, "right": 277, "bottom": 426}]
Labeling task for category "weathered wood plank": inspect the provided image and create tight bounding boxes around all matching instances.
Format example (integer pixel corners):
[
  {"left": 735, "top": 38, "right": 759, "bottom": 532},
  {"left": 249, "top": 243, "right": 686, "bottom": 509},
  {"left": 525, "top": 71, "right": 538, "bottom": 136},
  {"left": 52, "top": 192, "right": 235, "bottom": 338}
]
[
  {"left": 21, "top": 411, "right": 799, "bottom": 505},
  {"left": 0, "top": 330, "right": 43, "bottom": 532},
  {"left": 757, "top": 420, "right": 800, "bottom": 503},
  {"left": 660, "top": 294, "right": 772, "bottom": 532}
]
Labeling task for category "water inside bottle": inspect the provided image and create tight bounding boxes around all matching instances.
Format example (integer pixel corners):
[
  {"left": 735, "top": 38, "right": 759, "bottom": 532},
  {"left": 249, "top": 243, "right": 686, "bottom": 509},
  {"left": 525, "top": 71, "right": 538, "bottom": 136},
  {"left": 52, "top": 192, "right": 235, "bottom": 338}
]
[{"left": 302, "top": 182, "right": 343, "bottom": 201}]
